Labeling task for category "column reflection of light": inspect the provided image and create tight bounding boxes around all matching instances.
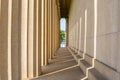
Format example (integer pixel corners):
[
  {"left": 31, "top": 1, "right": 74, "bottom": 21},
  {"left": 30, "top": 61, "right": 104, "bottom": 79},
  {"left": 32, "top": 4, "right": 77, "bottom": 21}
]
[
  {"left": 8, "top": 0, "right": 12, "bottom": 79},
  {"left": 41, "top": 0, "right": 44, "bottom": 66}
]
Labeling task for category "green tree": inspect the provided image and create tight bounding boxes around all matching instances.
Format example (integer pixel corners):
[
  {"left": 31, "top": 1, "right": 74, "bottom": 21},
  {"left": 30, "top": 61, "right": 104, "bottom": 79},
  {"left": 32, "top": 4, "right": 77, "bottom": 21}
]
[{"left": 60, "top": 30, "right": 66, "bottom": 41}]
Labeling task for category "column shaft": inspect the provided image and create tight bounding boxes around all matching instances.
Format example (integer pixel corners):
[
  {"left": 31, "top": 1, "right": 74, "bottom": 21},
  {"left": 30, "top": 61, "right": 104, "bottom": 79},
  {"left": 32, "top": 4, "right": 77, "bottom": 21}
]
[
  {"left": 44, "top": 0, "right": 48, "bottom": 65},
  {"left": 49, "top": 0, "right": 52, "bottom": 59},
  {"left": 0, "top": 0, "right": 12, "bottom": 80},
  {"left": 38, "top": 0, "right": 42, "bottom": 75},
  {"left": 47, "top": 0, "right": 50, "bottom": 60},
  {"left": 41, "top": 0, "right": 45, "bottom": 66},
  {"left": 27, "top": 0, "right": 34, "bottom": 78},
  {"left": 11, "top": 0, "right": 21, "bottom": 79},
  {"left": 20, "top": 0, "right": 28, "bottom": 79}
]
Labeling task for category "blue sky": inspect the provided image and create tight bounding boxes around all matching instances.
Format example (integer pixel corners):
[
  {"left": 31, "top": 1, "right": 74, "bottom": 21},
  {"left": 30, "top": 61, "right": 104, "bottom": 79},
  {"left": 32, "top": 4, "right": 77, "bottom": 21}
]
[{"left": 60, "top": 18, "right": 66, "bottom": 31}]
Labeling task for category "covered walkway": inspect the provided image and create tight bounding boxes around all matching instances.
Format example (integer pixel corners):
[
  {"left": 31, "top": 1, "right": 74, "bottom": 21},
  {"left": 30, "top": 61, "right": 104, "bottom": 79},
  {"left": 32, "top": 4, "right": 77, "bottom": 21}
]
[{"left": 0, "top": 0, "right": 120, "bottom": 80}]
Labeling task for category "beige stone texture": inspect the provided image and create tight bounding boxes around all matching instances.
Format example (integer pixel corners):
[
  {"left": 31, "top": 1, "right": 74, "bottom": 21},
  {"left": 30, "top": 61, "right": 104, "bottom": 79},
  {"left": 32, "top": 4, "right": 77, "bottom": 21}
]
[
  {"left": 68, "top": 0, "right": 86, "bottom": 52},
  {"left": 33, "top": 0, "right": 37, "bottom": 77},
  {"left": 94, "top": 60, "right": 120, "bottom": 80},
  {"left": 11, "top": 0, "right": 21, "bottom": 80},
  {"left": 1, "top": 0, "right": 120, "bottom": 80},
  {"left": 38, "top": 0, "right": 42, "bottom": 76},
  {"left": 86, "top": 0, "right": 94, "bottom": 57},
  {"left": 86, "top": 38, "right": 94, "bottom": 57},
  {"left": 21, "top": 0, "right": 28, "bottom": 79},
  {"left": 96, "top": 0, "right": 120, "bottom": 72},
  {"left": 68, "top": 0, "right": 120, "bottom": 79},
  {"left": 0, "top": 0, "right": 12, "bottom": 80},
  {"left": 96, "top": 33, "right": 118, "bottom": 71},
  {"left": 28, "top": 0, "right": 34, "bottom": 78}
]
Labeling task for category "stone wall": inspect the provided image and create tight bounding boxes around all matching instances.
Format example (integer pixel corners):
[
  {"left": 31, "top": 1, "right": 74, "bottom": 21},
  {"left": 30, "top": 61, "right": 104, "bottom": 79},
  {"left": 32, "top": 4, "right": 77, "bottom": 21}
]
[{"left": 68, "top": 0, "right": 120, "bottom": 79}]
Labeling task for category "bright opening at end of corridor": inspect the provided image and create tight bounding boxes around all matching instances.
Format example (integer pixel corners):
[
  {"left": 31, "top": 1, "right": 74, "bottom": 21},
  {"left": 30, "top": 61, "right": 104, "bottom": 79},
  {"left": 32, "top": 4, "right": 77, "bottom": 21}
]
[{"left": 60, "top": 18, "right": 67, "bottom": 47}]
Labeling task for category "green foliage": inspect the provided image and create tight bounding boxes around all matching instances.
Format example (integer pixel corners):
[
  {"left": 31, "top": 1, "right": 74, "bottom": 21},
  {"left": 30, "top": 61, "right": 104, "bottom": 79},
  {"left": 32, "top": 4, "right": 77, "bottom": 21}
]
[{"left": 60, "top": 30, "right": 66, "bottom": 41}]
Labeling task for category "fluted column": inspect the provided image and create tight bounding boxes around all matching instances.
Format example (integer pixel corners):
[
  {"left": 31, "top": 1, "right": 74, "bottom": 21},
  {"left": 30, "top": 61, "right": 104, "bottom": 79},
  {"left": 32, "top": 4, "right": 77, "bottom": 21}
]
[
  {"left": 20, "top": 0, "right": 28, "bottom": 79},
  {"left": 49, "top": 0, "right": 52, "bottom": 59},
  {"left": 33, "top": 0, "right": 39, "bottom": 77},
  {"left": 47, "top": 0, "right": 50, "bottom": 60},
  {"left": 27, "top": 0, "right": 34, "bottom": 78},
  {"left": 51, "top": 0, "right": 53, "bottom": 58},
  {"left": 11, "top": 0, "right": 21, "bottom": 80},
  {"left": 44, "top": 0, "right": 48, "bottom": 65},
  {"left": 0, "top": 0, "right": 12, "bottom": 80},
  {"left": 52, "top": 0, "right": 55, "bottom": 57},
  {"left": 41, "top": 0, "right": 46, "bottom": 66},
  {"left": 38, "top": 0, "right": 42, "bottom": 76}
]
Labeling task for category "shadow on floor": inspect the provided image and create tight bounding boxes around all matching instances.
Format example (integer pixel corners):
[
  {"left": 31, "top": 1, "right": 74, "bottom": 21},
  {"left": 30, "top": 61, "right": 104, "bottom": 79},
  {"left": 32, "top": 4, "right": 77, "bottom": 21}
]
[{"left": 31, "top": 48, "right": 85, "bottom": 80}]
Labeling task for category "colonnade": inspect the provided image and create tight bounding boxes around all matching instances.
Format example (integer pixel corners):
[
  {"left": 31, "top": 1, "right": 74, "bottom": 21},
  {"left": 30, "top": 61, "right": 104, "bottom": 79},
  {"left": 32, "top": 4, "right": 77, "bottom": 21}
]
[{"left": 0, "top": 0, "right": 60, "bottom": 80}]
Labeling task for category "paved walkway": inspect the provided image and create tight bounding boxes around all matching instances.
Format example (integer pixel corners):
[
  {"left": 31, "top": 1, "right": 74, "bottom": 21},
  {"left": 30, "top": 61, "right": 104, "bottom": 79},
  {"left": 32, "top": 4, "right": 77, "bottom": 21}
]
[{"left": 31, "top": 48, "right": 85, "bottom": 80}]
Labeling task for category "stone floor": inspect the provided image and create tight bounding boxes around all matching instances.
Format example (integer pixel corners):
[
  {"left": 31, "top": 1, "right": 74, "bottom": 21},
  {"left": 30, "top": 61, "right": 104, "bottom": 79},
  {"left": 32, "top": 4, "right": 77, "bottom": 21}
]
[{"left": 31, "top": 48, "right": 85, "bottom": 80}]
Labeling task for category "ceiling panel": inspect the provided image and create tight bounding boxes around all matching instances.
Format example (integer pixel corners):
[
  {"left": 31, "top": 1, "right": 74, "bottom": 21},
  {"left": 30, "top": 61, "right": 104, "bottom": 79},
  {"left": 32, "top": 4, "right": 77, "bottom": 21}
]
[{"left": 58, "top": 0, "right": 72, "bottom": 18}]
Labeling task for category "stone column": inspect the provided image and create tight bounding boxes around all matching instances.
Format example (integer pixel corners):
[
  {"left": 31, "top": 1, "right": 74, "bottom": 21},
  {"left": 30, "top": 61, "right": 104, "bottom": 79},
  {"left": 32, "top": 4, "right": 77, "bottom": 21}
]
[
  {"left": 33, "top": 0, "right": 36, "bottom": 77},
  {"left": 49, "top": 0, "right": 52, "bottom": 59},
  {"left": 33, "top": 0, "right": 39, "bottom": 77},
  {"left": 44, "top": 0, "right": 48, "bottom": 65},
  {"left": 27, "top": 0, "right": 34, "bottom": 78},
  {"left": 38, "top": 0, "right": 42, "bottom": 76},
  {"left": 41, "top": 0, "right": 45, "bottom": 66},
  {"left": 0, "top": 0, "right": 12, "bottom": 80},
  {"left": 53, "top": 0, "right": 55, "bottom": 55},
  {"left": 51, "top": 0, "right": 54, "bottom": 57},
  {"left": 53, "top": 3, "right": 56, "bottom": 54},
  {"left": 47, "top": 0, "right": 50, "bottom": 60},
  {"left": 66, "top": 18, "right": 69, "bottom": 47},
  {"left": 11, "top": 0, "right": 21, "bottom": 80},
  {"left": 20, "top": 0, "right": 28, "bottom": 79}
]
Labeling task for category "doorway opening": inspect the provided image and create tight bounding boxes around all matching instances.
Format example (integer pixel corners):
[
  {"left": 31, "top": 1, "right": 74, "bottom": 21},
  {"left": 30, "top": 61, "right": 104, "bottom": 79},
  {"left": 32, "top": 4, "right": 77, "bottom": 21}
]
[{"left": 60, "top": 18, "right": 66, "bottom": 47}]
